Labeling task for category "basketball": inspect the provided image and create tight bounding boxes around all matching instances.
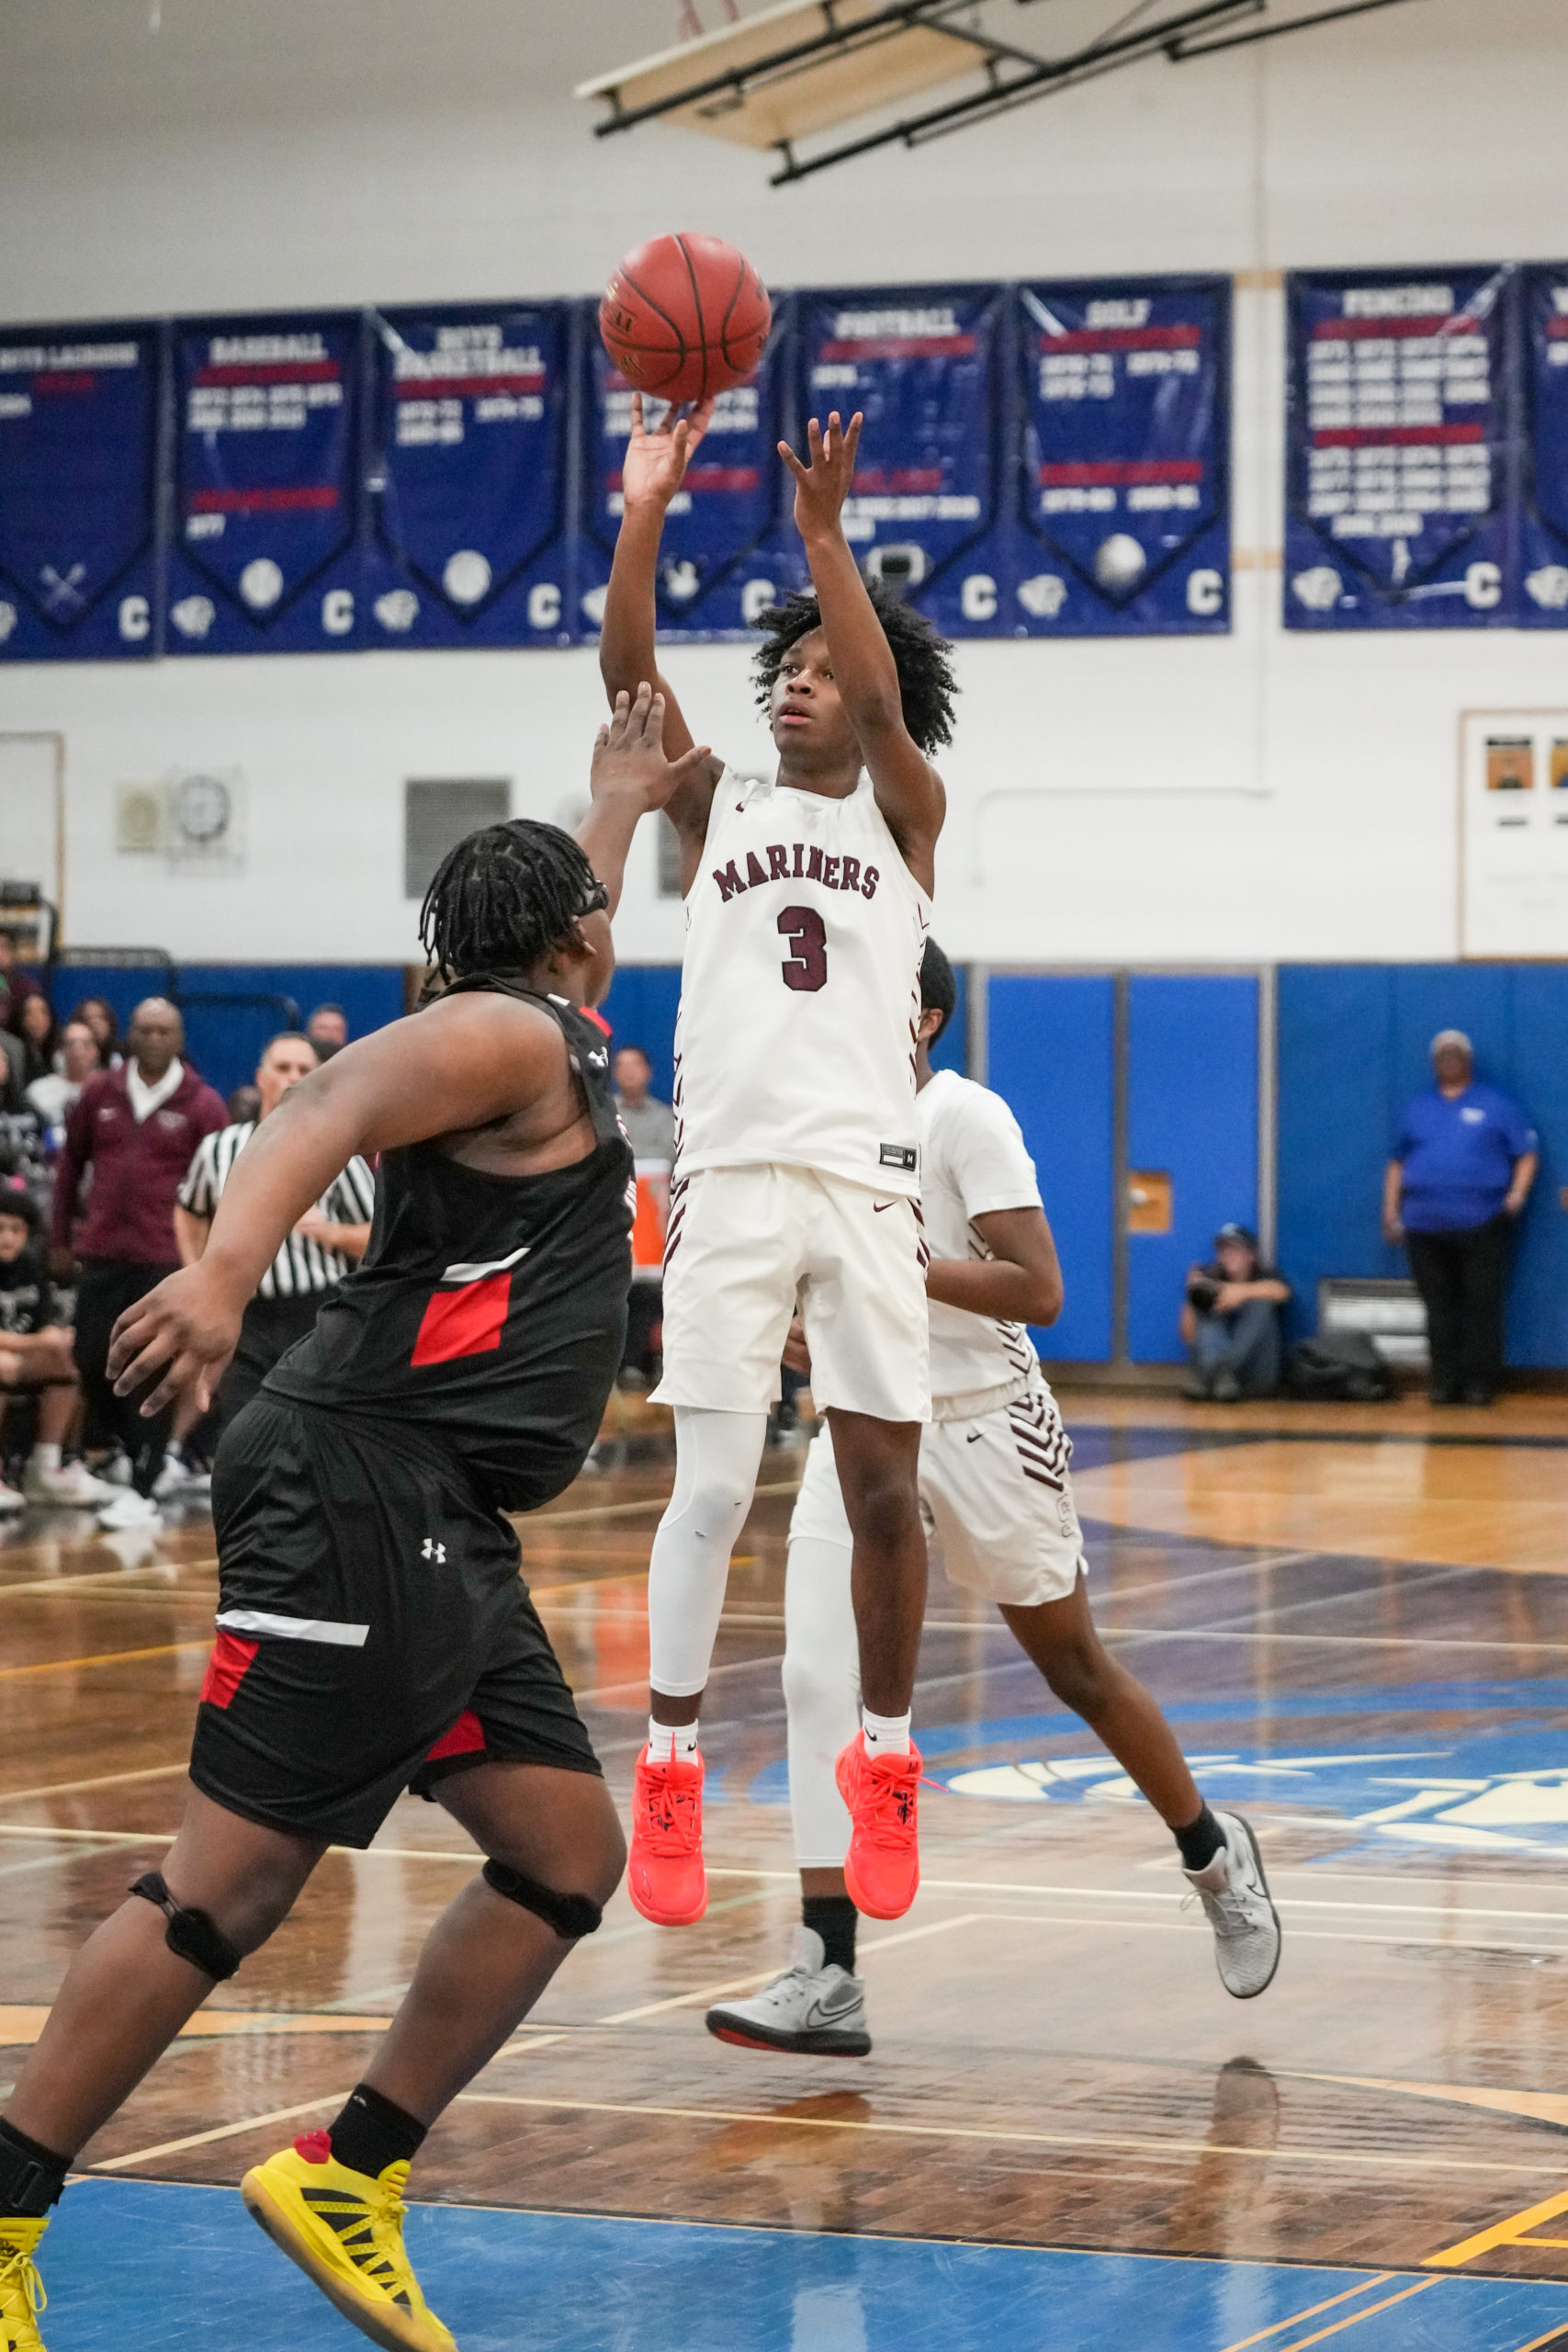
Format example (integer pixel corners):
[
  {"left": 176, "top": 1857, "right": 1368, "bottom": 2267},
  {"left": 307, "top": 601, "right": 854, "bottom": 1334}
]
[{"left": 599, "top": 230, "right": 771, "bottom": 403}]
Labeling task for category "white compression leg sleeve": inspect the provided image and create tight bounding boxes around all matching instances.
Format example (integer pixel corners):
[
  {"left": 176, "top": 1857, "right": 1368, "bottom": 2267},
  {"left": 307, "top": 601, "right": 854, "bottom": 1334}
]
[
  {"left": 647, "top": 1406, "right": 770, "bottom": 1700},
  {"left": 784, "top": 1533, "right": 861, "bottom": 1868}
]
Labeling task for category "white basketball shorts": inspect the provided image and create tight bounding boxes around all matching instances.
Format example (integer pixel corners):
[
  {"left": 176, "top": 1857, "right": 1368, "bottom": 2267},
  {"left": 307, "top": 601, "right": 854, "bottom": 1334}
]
[
  {"left": 790, "top": 1366, "right": 1085, "bottom": 1605},
  {"left": 649, "top": 1162, "right": 930, "bottom": 1425}
]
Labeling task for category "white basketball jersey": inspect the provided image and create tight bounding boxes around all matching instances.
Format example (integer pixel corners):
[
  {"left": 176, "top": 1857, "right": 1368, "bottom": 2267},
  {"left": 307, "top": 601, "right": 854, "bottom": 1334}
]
[
  {"left": 919, "top": 1069, "right": 1044, "bottom": 1399},
  {"left": 672, "top": 771, "right": 931, "bottom": 1196}
]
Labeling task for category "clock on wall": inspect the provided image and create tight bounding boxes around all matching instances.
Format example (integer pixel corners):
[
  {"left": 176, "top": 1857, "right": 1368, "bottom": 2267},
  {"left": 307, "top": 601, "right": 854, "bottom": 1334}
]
[
  {"left": 171, "top": 773, "right": 232, "bottom": 848},
  {"left": 160, "top": 769, "right": 246, "bottom": 869}
]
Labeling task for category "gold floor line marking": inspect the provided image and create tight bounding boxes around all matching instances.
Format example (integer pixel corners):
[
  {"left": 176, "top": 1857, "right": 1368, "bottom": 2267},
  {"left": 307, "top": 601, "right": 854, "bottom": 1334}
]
[
  {"left": 450, "top": 2092, "right": 1563, "bottom": 2177},
  {"left": 1215, "top": 2276, "right": 1397, "bottom": 2352},
  {"left": 1506, "top": 2325, "right": 1568, "bottom": 2352},
  {"left": 1273, "top": 2276, "right": 1442, "bottom": 2350},
  {"left": 88, "top": 2094, "right": 349, "bottom": 2171},
  {"left": 524, "top": 1478, "right": 800, "bottom": 1532},
  {"left": 0, "top": 1761, "right": 189, "bottom": 1804},
  {"left": 593, "top": 1915, "right": 982, "bottom": 2025},
  {"left": 705, "top": 1867, "right": 1568, "bottom": 1928},
  {"left": 0, "top": 1640, "right": 209, "bottom": 1679},
  {"left": 1425, "top": 2183, "right": 1568, "bottom": 2267},
  {"left": 13, "top": 1828, "right": 1568, "bottom": 1946}
]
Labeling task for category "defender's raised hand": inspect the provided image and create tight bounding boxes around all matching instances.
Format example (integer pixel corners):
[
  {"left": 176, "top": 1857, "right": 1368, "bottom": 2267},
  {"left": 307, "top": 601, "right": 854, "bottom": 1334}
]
[
  {"left": 591, "top": 682, "right": 714, "bottom": 817},
  {"left": 778, "top": 409, "right": 863, "bottom": 540},
  {"left": 620, "top": 390, "right": 716, "bottom": 512}
]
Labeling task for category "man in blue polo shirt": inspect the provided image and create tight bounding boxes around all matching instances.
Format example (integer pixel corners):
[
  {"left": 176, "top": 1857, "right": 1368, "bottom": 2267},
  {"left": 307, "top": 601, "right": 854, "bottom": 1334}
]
[{"left": 1382, "top": 1030, "right": 1539, "bottom": 1407}]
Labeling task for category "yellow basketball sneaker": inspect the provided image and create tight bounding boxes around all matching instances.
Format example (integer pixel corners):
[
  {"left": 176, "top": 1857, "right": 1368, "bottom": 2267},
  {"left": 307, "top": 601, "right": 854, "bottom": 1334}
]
[
  {"left": 242, "top": 2132, "right": 457, "bottom": 2352},
  {"left": 0, "top": 2217, "right": 49, "bottom": 2352}
]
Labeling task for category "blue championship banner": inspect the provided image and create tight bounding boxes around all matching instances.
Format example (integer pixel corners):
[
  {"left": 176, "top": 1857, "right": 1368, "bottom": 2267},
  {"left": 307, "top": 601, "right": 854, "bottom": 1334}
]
[
  {"left": 1285, "top": 266, "right": 1517, "bottom": 630},
  {"left": 795, "top": 286, "right": 1008, "bottom": 639},
  {"left": 1011, "top": 277, "right": 1230, "bottom": 636},
  {"left": 1519, "top": 264, "right": 1568, "bottom": 627},
  {"left": 366, "top": 303, "right": 573, "bottom": 647},
  {"left": 0, "top": 322, "right": 161, "bottom": 662},
  {"left": 577, "top": 297, "right": 795, "bottom": 642},
  {"left": 166, "top": 313, "right": 364, "bottom": 654}
]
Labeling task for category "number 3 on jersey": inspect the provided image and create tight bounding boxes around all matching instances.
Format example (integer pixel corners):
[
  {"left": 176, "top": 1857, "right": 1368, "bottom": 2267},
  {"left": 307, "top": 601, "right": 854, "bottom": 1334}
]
[{"left": 777, "top": 906, "right": 828, "bottom": 992}]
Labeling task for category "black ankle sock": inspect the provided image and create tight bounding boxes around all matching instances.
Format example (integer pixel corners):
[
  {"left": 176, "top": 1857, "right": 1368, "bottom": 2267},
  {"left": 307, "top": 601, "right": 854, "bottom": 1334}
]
[
  {"left": 0, "top": 2118, "right": 69, "bottom": 2218},
  {"left": 327, "top": 2084, "right": 427, "bottom": 2182},
  {"left": 803, "top": 1894, "right": 859, "bottom": 1975},
  {"left": 1174, "top": 1803, "right": 1225, "bottom": 1874}
]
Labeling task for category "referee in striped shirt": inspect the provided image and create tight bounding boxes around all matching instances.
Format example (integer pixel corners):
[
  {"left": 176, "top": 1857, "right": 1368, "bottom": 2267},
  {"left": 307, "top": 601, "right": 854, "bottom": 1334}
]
[{"left": 175, "top": 1032, "right": 376, "bottom": 1423}]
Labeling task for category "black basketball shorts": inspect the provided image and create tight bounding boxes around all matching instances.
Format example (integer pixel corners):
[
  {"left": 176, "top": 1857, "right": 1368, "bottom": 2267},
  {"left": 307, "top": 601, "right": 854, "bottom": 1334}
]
[{"left": 190, "top": 1395, "right": 601, "bottom": 1849}]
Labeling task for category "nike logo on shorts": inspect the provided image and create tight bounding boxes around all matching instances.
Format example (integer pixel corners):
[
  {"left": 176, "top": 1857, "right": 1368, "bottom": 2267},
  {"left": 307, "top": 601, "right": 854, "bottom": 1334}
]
[
  {"left": 966, "top": 1430, "right": 983, "bottom": 1443},
  {"left": 873, "top": 1201, "right": 896, "bottom": 1214}
]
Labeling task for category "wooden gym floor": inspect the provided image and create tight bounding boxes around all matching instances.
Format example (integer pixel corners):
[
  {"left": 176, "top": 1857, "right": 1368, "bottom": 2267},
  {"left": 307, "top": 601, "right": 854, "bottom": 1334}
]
[{"left": 5, "top": 1389, "right": 1568, "bottom": 2349}]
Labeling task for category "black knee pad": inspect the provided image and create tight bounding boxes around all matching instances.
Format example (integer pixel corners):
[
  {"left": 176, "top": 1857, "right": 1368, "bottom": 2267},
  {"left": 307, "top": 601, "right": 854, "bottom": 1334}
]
[
  {"left": 481, "top": 1860, "right": 602, "bottom": 1939},
  {"left": 129, "top": 1869, "right": 243, "bottom": 1982}
]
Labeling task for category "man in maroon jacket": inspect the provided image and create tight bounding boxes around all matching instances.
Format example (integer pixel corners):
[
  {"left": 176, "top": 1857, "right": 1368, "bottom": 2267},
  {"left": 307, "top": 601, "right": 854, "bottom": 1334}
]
[{"left": 52, "top": 998, "right": 226, "bottom": 1528}]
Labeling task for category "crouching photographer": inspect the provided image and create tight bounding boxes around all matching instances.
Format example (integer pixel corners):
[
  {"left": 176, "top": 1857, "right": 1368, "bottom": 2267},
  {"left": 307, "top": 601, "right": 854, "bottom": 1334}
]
[{"left": 1181, "top": 1223, "right": 1292, "bottom": 1403}]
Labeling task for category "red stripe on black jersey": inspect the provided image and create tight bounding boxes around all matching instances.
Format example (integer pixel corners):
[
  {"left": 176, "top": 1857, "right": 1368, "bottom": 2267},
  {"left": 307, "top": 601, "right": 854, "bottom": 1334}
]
[{"left": 411, "top": 1271, "right": 513, "bottom": 1365}]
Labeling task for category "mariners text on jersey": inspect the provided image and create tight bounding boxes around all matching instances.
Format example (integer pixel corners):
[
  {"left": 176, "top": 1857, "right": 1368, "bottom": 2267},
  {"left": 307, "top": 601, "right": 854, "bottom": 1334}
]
[{"left": 672, "top": 772, "right": 931, "bottom": 1197}]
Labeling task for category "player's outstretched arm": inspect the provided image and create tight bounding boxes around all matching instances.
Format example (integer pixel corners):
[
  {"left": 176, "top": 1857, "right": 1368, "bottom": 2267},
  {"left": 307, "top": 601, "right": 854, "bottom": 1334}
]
[
  {"left": 107, "top": 690, "right": 707, "bottom": 1414},
  {"left": 104, "top": 1002, "right": 568, "bottom": 1413},
  {"left": 599, "top": 394, "right": 720, "bottom": 872},
  {"left": 779, "top": 410, "right": 946, "bottom": 896},
  {"left": 924, "top": 1206, "right": 1064, "bottom": 1328},
  {"left": 574, "top": 682, "right": 712, "bottom": 982}
]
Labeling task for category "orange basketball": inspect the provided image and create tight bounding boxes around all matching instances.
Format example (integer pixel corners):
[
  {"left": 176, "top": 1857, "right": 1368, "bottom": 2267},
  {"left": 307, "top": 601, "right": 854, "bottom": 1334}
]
[{"left": 599, "top": 232, "right": 772, "bottom": 404}]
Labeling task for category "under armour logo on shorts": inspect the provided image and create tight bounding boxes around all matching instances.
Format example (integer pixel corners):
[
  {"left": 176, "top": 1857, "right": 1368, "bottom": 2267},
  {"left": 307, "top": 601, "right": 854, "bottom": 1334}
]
[{"left": 422, "top": 1538, "right": 446, "bottom": 1564}]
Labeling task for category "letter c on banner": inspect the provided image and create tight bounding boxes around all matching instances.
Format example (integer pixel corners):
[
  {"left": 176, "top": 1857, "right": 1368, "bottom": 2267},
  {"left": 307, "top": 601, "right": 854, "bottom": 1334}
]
[
  {"left": 960, "top": 574, "right": 997, "bottom": 622},
  {"left": 321, "top": 589, "right": 355, "bottom": 636},
  {"left": 1186, "top": 569, "right": 1224, "bottom": 616},
  {"left": 527, "top": 582, "right": 561, "bottom": 630},
  {"left": 118, "top": 594, "right": 151, "bottom": 641},
  {"left": 741, "top": 578, "right": 777, "bottom": 625},
  {"left": 1464, "top": 561, "right": 1502, "bottom": 611}
]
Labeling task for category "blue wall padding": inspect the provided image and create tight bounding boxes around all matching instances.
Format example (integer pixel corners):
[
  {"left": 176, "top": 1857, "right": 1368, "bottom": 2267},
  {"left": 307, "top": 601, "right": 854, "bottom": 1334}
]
[
  {"left": 595, "top": 966, "right": 684, "bottom": 1104},
  {"left": 1127, "top": 974, "right": 1258, "bottom": 1363},
  {"left": 1277, "top": 963, "right": 1568, "bottom": 1367},
  {"left": 987, "top": 974, "right": 1115, "bottom": 1363},
  {"left": 50, "top": 964, "right": 406, "bottom": 1101},
  {"left": 595, "top": 960, "right": 969, "bottom": 1109}
]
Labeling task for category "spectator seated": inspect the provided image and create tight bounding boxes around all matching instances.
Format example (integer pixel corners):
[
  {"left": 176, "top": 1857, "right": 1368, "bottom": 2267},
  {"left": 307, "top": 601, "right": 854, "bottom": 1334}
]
[{"left": 1181, "top": 1223, "right": 1292, "bottom": 1403}]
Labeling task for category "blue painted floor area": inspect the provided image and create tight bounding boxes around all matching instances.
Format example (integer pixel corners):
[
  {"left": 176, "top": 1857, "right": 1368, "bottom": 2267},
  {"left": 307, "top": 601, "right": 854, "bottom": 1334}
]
[{"left": 41, "top": 2179, "right": 1568, "bottom": 2350}]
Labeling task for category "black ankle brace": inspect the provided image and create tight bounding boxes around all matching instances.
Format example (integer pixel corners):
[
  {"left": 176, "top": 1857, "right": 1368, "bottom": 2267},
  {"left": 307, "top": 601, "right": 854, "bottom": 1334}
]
[
  {"left": 129, "top": 1870, "right": 243, "bottom": 1982},
  {"left": 481, "top": 1860, "right": 602, "bottom": 1939},
  {"left": 0, "top": 2119, "right": 68, "bottom": 2218}
]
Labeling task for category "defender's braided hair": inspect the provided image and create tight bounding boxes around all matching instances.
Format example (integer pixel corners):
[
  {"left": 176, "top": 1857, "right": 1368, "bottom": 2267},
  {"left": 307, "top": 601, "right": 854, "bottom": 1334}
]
[
  {"left": 751, "top": 577, "right": 959, "bottom": 754},
  {"left": 420, "top": 819, "right": 608, "bottom": 984}
]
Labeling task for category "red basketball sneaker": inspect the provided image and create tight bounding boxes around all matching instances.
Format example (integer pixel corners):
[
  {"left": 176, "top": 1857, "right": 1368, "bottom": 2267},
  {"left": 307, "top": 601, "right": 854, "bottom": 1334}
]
[
  {"left": 628, "top": 1744, "right": 707, "bottom": 1925},
  {"left": 836, "top": 1733, "right": 921, "bottom": 1920}
]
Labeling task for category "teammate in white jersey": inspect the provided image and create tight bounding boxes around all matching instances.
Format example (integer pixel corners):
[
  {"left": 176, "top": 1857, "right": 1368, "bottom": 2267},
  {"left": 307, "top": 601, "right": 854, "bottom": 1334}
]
[
  {"left": 600, "top": 397, "right": 955, "bottom": 1929},
  {"left": 706, "top": 945, "right": 1282, "bottom": 2056}
]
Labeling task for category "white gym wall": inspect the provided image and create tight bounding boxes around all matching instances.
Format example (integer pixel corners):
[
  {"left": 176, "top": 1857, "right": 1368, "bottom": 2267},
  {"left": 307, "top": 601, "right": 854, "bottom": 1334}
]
[{"left": 0, "top": 0, "right": 1562, "bottom": 965}]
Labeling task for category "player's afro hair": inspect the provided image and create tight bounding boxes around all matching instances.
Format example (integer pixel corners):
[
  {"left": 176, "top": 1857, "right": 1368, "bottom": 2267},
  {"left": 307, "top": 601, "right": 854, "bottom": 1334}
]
[
  {"left": 920, "top": 939, "right": 957, "bottom": 1042},
  {"left": 751, "top": 579, "right": 959, "bottom": 754},
  {"left": 420, "top": 819, "right": 608, "bottom": 984}
]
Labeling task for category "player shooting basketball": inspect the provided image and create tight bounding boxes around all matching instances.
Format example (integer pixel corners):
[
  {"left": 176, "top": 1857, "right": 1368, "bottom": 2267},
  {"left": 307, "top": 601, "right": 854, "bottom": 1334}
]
[{"left": 600, "top": 393, "right": 956, "bottom": 1928}]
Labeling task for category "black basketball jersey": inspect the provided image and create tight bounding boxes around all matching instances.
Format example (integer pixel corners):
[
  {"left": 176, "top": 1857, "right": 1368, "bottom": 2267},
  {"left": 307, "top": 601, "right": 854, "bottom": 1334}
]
[{"left": 265, "top": 982, "right": 633, "bottom": 1514}]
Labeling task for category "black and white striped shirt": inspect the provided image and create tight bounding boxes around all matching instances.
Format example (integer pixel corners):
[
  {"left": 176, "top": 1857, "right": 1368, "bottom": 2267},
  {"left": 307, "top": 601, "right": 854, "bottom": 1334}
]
[{"left": 178, "top": 1122, "right": 378, "bottom": 1300}]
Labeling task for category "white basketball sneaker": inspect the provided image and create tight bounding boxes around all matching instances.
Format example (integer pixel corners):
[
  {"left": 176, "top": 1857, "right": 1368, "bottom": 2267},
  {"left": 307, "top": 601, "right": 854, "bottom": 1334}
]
[
  {"left": 1184, "top": 1811, "right": 1282, "bottom": 1999},
  {"left": 23, "top": 1457, "right": 118, "bottom": 1507},
  {"left": 705, "top": 1928, "right": 872, "bottom": 2056}
]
